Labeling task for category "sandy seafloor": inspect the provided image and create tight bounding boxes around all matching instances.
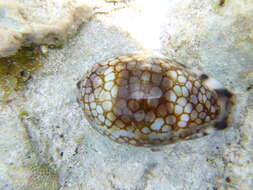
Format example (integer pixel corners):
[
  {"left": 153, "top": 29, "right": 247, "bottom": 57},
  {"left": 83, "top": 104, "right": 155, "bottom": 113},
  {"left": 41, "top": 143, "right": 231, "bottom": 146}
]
[{"left": 0, "top": 0, "right": 253, "bottom": 189}]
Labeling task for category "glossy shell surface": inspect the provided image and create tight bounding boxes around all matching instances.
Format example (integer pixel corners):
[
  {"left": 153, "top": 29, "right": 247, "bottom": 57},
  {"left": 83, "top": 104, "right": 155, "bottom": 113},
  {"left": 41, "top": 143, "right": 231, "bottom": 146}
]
[{"left": 78, "top": 55, "right": 224, "bottom": 146}]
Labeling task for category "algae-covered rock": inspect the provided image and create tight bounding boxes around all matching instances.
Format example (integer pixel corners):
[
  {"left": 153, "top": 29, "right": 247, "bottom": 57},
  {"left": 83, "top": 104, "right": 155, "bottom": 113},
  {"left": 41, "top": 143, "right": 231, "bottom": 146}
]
[{"left": 0, "top": 46, "right": 42, "bottom": 101}]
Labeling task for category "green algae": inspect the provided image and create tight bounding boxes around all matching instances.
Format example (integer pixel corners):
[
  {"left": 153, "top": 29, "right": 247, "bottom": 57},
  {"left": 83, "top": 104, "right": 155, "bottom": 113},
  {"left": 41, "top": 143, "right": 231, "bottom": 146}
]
[
  {"left": 0, "top": 46, "right": 43, "bottom": 100},
  {"left": 18, "top": 110, "right": 29, "bottom": 118},
  {"left": 9, "top": 163, "right": 60, "bottom": 190},
  {"left": 218, "top": 0, "right": 226, "bottom": 7},
  {"left": 25, "top": 164, "right": 60, "bottom": 190}
]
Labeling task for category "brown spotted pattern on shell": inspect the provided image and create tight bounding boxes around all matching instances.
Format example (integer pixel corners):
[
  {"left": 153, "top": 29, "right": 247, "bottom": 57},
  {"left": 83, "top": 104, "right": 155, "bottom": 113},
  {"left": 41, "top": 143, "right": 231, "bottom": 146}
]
[{"left": 78, "top": 55, "right": 234, "bottom": 146}]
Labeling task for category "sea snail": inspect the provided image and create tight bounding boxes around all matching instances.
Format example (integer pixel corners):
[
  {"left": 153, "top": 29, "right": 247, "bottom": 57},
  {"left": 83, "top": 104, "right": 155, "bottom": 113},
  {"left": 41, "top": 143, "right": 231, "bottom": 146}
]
[{"left": 77, "top": 55, "right": 235, "bottom": 146}]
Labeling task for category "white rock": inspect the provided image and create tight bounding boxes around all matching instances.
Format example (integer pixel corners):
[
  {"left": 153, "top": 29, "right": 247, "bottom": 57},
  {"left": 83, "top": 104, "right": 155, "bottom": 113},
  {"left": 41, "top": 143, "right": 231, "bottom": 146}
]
[{"left": 0, "top": 0, "right": 94, "bottom": 57}]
